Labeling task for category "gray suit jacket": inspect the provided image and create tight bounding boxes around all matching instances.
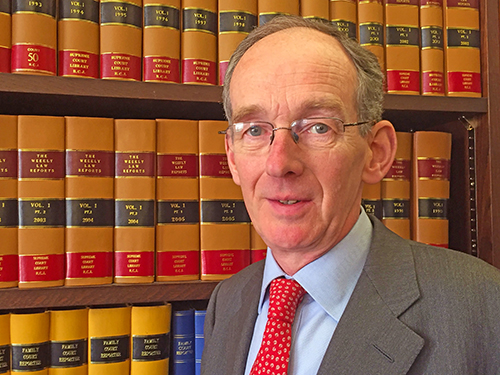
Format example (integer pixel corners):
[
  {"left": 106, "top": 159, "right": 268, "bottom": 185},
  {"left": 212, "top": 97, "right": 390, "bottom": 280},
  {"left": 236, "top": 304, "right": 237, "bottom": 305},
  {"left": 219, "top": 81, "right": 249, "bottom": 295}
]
[{"left": 201, "top": 217, "right": 500, "bottom": 374}]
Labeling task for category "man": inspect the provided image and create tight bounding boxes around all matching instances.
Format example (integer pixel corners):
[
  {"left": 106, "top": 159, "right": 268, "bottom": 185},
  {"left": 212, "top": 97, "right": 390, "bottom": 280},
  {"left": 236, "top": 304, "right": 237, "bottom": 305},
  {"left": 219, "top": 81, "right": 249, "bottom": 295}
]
[{"left": 201, "top": 16, "right": 500, "bottom": 375}]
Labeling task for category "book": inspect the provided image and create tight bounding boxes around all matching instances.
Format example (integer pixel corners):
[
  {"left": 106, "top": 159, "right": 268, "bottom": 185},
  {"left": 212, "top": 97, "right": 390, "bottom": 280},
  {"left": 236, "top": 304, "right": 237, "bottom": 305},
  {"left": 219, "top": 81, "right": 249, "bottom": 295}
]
[
  {"left": 411, "top": 131, "right": 452, "bottom": 248},
  {"left": 58, "top": 0, "right": 99, "bottom": 78},
  {"left": 100, "top": 0, "right": 142, "bottom": 81},
  {"left": 171, "top": 309, "right": 194, "bottom": 375},
  {"left": 194, "top": 310, "right": 206, "bottom": 375},
  {"left": 156, "top": 119, "right": 200, "bottom": 282},
  {"left": 0, "top": 313, "right": 10, "bottom": 375},
  {"left": 444, "top": 0, "right": 481, "bottom": 97},
  {"left": 420, "top": 0, "right": 444, "bottom": 95},
  {"left": 385, "top": 0, "right": 420, "bottom": 94},
  {"left": 218, "top": 0, "right": 257, "bottom": 85},
  {"left": 250, "top": 225, "right": 266, "bottom": 264},
  {"left": 358, "top": 0, "right": 384, "bottom": 71},
  {"left": 181, "top": 0, "right": 217, "bottom": 85},
  {"left": 49, "top": 308, "right": 88, "bottom": 375},
  {"left": 199, "top": 120, "right": 251, "bottom": 281},
  {"left": 88, "top": 306, "right": 131, "bottom": 375},
  {"left": 381, "top": 131, "right": 412, "bottom": 239},
  {"left": 0, "top": 0, "right": 11, "bottom": 73},
  {"left": 258, "top": 0, "right": 299, "bottom": 26},
  {"left": 11, "top": 0, "right": 57, "bottom": 75},
  {"left": 300, "top": 0, "right": 329, "bottom": 22},
  {"left": 18, "top": 116, "right": 65, "bottom": 289},
  {"left": 114, "top": 120, "right": 156, "bottom": 284},
  {"left": 65, "top": 117, "right": 114, "bottom": 286},
  {"left": 143, "top": 0, "right": 181, "bottom": 82},
  {"left": 130, "top": 303, "right": 172, "bottom": 375},
  {"left": 329, "top": 0, "right": 357, "bottom": 40},
  {"left": 361, "top": 182, "right": 382, "bottom": 220},
  {"left": 0, "top": 115, "right": 18, "bottom": 288},
  {"left": 11, "top": 311, "right": 50, "bottom": 374}
]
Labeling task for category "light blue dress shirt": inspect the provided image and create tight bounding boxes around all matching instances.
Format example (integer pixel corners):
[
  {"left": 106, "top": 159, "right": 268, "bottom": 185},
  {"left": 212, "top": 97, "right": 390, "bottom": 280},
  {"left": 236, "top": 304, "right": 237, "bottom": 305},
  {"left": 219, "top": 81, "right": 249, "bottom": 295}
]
[{"left": 244, "top": 209, "right": 373, "bottom": 375}]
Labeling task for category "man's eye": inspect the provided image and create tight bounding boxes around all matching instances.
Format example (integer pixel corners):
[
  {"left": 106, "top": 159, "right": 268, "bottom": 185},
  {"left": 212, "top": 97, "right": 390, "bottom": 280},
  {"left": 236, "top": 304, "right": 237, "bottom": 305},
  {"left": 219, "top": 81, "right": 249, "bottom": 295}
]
[
  {"left": 310, "top": 123, "right": 331, "bottom": 134},
  {"left": 247, "top": 125, "right": 264, "bottom": 136}
]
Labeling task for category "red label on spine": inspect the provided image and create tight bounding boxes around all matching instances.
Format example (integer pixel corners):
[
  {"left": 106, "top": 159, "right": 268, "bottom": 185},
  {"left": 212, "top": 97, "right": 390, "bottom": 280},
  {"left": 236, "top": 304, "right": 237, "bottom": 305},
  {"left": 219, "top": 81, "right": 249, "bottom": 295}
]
[
  {"left": 384, "top": 159, "right": 411, "bottom": 180},
  {"left": 101, "top": 53, "right": 141, "bottom": 81},
  {"left": 447, "top": 71, "right": 481, "bottom": 95},
  {"left": 115, "top": 251, "right": 154, "bottom": 277},
  {"left": 219, "top": 61, "right": 229, "bottom": 85},
  {"left": 157, "top": 154, "right": 198, "bottom": 178},
  {"left": 143, "top": 56, "right": 180, "bottom": 82},
  {"left": 428, "top": 243, "right": 448, "bottom": 248},
  {"left": 199, "top": 154, "right": 232, "bottom": 178},
  {"left": 182, "top": 58, "right": 216, "bottom": 85},
  {"left": 251, "top": 249, "right": 266, "bottom": 264},
  {"left": 66, "top": 150, "right": 114, "bottom": 177},
  {"left": 386, "top": 70, "right": 420, "bottom": 93},
  {"left": 201, "top": 249, "right": 250, "bottom": 276},
  {"left": 115, "top": 152, "right": 155, "bottom": 177},
  {"left": 0, "top": 254, "right": 18, "bottom": 282},
  {"left": 12, "top": 44, "right": 56, "bottom": 75},
  {"left": 420, "top": 0, "right": 443, "bottom": 5},
  {"left": 446, "top": 0, "right": 478, "bottom": 8},
  {"left": 422, "top": 71, "right": 445, "bottom": 95},
  {"left": 385, "top": 0, "right": 418, "bottom": 4},
  {"left": 156, "top": 251, "right": 199, "bottom": 277},
  {"left": 58, "top": 50, "right": 99, "bottom": 78},
  {"left": 19, "top": 253, "right": 64, "bottom": 283},
  {"left": 19, "top": 150, "right": 65, "bottom": 179},
  {"left": 418, "top": 158, "right": 450, "bottom": 180},
  {"left": 0, "top": 150, "right": 17, "bottom": 178},
  {"left": 0, "top": 46, "right": 10, "bottom": 73},
  {"left": 66, "top": 251, "right": 113, "bottom": 279}
]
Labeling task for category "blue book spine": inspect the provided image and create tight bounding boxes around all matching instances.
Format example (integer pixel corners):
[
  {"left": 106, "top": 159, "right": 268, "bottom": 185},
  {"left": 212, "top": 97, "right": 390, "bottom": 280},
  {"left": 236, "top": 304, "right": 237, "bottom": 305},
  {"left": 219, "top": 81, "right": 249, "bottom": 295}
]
[
  {"left": 194, "top": 310, "right": 206, "bottom": 375},
  {"left": 172, "top": 309, "right": 195, "bottom": 375}
]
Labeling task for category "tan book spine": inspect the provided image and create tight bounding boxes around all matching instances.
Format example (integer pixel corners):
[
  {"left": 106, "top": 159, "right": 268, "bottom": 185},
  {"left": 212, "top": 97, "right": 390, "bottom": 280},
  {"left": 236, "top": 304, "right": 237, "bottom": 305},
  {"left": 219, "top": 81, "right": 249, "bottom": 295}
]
[
  {"left": 411, "top": 131, "right": 452, "bottom": 247},
  {"left": 250, "top": 224, "right": 266, "bottom": 264},
  {"left": 49, "top": 309, "right": 88, "bottom": 375},
  {"left": 130, "top": 304, "right": 172, "bottom": 375},
  {"left": 381, "top": 131, "right": 412, "bottom": 239},
  {"left": 358, "top": 0, "right": 384, "bottom": 71},
  {"left": 181, "top": 0, "right": 217, "bottom": 85},
  {"left": 420, "top": 0, "right": 444, "bottom": 95},
  {"left": 300, "top": 0, "right": 329, "bottom": 21},
  {"left": 330, "top": 0, "right": 357, "bottom": 40},
  {"left": 218, "top": 0, "right": 257, "bottom": 85},
  {"left": 114, "top": 120, "right": 156, "bottom": 284},
  {"left": 100, "top": 0, "right": 142, "bottom": 81},
  {"left": 156, "top": 119, "right": 200, "bottom": 282},
  {"left": 385, "top": 0, "right": 420, "bottom": 94},
  {"left": 362, "top": 181, "right": 382, "bottom": 219},
  {"left": 199, "top": 120, "right": 250, "bottom": 281},
  {"left": 18, "top": 116, "right": 65, "bottom": 289},
  {"left": 0, "top": 115, "right": 18, "bottom": 288},
  {"left": 444, "top": 0, "right": 481, "bottom": 97},
  {"left": 0, "top": 0, "right": 11, "bottom": 72},
  {"left": 58, "top": 0, "right": 99, "bottom": 78},
  {"left": 143, "top": 0, "right": 181, "bottom": 82},
  {"left": 88, "top": 306, "right": 131, "bottom": 375},
  {"left": 258, "top": 0, "right": 299, "bottom": 25},
  {"left": 0, "top": 313, "right": 10, "bottom": 375},
  {"left": 11, "top": 0, "right": 57, "bottom": 75},
  {"left": 65, "top": 117, "right": 114, "bottom": 286},
  {"left": 11, "top": 311, "right": 50, "bottom": 375}
]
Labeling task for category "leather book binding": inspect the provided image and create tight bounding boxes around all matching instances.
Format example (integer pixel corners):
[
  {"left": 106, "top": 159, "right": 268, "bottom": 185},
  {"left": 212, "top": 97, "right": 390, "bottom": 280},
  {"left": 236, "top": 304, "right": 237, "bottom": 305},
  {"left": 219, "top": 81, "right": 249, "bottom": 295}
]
[
  {"left": 0, "top": 0, "right": 11, "bottom": 73},
  {"left": 420, "top": 0, "right": 444, "bottom": 95},
  {"left": 258, "top": 0, "right": 299, "bottom": 26},
  {"left": 358, "top": 0, "right": 384, "bottom": 71},
  {"left": 330, "top": 0, "right": 357, "bottom": 40},
  {"left": 362, "top": 181, "right": 382, "bottom": 220}
]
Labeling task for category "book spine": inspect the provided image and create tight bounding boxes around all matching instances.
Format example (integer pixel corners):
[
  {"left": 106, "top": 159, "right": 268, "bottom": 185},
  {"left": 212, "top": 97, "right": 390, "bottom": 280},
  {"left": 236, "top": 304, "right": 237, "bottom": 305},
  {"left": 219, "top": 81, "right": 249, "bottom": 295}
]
[
  {"left": 384, "top": 0, "right": 420, "bottom": 94},
  {"left": 381, "top": 131, "right": 412, "bottom": 239},
  {"left": 143, "top": 0, "right": 181, "bottom": 83},
  {"left": 199, "top": 120, "right": 250, "bottom": 281},
  {"left": 250, "top": 225, "right": 266, "bottom": 264},
  {"left": 88, "top": 306, "right": 131, "bottom": 375},
  {"left": 49, "top": 308, "right": 88, "bottom": 375},
  {"left": 300, "top": 0, "right": 329, "bottom": 22},
  {"left": 11, "top": 311, "right": 50, "bottom": 375},
  {"left": 357, "top": 0, "right": 384, "bottom": 71},
  {"left": 194, "top": 310, "right": 206, "bottom": 375},
  {"left": 11, "top": 0, "right": 57, "bottom": 75},
  {"left": 156, "top": 119, "right": 200, "bottom": 282},
  {"left": 329, "top": 0, "right": 357, "bottom": 40},
  {"left": 114, "top": 120, "right": 156, "bottom": 284},
  {"left": 172, "top": 310, "right": 194, "bottom": 375},
  {"left": 18, "top": 116, "right": 65, "bottom": 289},
  {"left": 420, "top": 0, "right": 444, "bottom": 95},
  {"left": 181, "top": 0, "right": 217, "bottom": 85},
  {"left": 0, "top": 0, "right": 11, "bottom": 73},
  {"left": 361, "top": 182, "right": 382, "bottom": 220},
  {"left": 100, "top": 0, "right": 143, "bottom": 81},
  {"left": 0, "top": 115, "right": 18, "bottom": 288},
  {"left": 411, "top": 131, "right": 452, "bottom": 247},
  {"left": 0, "top": 313, "right": 11, "bottom": 375},
  {"left": 130, "top": 304, "right": 172, "bottom": 375},
  {"left": 65, "top": 117, "right": 114, "bottom": 286},
  {"left": 444, "top": 0, "right": 481, "bottom": 97},
  {"left": 218, "top": 0, "right": 257, "bottom": 85},
  {"left": 258, "top": 0, "right": 299, "bottom": 25},
  {"left": 58, "top": 0, "right": 99, "bottom": 78}
]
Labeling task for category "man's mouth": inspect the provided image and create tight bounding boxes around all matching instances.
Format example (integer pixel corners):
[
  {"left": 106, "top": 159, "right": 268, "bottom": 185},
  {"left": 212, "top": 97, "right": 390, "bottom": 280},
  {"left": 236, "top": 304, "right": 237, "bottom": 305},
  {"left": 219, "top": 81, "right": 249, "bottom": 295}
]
[{"left": 279, "top": 200, "right": 300, "bottom": 205}]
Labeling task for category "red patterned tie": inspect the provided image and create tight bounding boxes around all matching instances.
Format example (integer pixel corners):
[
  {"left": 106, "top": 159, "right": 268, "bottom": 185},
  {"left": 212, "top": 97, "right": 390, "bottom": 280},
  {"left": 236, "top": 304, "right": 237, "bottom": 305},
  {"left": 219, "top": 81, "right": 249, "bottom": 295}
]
[{"left": 250, "top": 278, "right": 306, "bottom": 375}]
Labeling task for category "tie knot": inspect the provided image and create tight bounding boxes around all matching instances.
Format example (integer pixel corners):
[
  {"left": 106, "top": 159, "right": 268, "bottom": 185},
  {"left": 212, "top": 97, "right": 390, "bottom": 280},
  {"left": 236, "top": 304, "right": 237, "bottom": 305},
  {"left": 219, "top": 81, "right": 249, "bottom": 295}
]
[{"left": 268, "top": 278, "right": 306, "bottom": 323}]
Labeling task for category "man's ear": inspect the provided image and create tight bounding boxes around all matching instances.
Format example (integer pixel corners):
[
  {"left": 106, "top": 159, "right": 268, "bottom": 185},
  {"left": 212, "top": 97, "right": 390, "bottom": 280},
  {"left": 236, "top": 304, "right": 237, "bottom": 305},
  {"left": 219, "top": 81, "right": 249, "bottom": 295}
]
[
  {"left": 225, "top": 136, "right": 241, "bottom": 186},
  {"left": 362, "top": 120, "right": 398, "bottom": 184}
]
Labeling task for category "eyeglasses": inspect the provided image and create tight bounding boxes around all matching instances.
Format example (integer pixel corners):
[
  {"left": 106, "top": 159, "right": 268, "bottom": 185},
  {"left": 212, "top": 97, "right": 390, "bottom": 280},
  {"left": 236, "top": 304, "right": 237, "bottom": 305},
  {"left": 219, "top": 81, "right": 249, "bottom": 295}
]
[{"left": 220, "top": 117, "right": 373, "bottom": 153}]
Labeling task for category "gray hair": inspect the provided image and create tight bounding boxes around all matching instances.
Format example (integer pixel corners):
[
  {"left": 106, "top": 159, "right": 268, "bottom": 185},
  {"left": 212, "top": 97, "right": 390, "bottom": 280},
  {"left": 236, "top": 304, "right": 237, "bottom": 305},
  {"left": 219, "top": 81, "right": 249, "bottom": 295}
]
[{"left": 222, "top": 15, "right": 385, "bottom": 135}]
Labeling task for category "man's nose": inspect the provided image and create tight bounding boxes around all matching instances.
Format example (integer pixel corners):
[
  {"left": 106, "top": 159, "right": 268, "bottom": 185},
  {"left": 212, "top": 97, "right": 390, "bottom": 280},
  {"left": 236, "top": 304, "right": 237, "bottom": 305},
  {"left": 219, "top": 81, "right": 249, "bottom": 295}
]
[{"left": 265, "top": 129, "right": 304, "bottom": 178}]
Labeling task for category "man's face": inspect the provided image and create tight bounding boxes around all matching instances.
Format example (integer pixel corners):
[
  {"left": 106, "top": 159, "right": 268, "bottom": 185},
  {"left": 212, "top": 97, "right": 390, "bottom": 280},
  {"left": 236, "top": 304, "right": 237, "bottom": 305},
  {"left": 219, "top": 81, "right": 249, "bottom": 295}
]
[{"left": 226, "top": 28, "right": 373, "bottom": 262}]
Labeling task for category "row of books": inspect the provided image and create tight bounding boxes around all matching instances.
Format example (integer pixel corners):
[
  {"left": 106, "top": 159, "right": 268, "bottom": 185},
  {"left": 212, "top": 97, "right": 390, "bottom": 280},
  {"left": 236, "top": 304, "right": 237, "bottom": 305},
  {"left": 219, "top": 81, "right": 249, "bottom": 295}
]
[
  {"left": 0, "top": 0, "right": 481, "bottom": 96},
  {"left": 0, "top": 304, "right": 206, "bottom": 375},
  {"left": 362, "top": 130, "right": 452, "bottom": 248},
  {"left": 0, "top": 115, "right": 266, "bottom": 289}
]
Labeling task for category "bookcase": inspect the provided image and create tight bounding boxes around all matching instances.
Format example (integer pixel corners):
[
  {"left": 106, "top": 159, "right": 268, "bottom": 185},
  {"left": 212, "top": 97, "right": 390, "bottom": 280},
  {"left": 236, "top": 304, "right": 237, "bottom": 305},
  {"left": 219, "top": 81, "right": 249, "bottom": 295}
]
[{"left": 0, "top": 0, "right": 499, "bottom": 311}]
